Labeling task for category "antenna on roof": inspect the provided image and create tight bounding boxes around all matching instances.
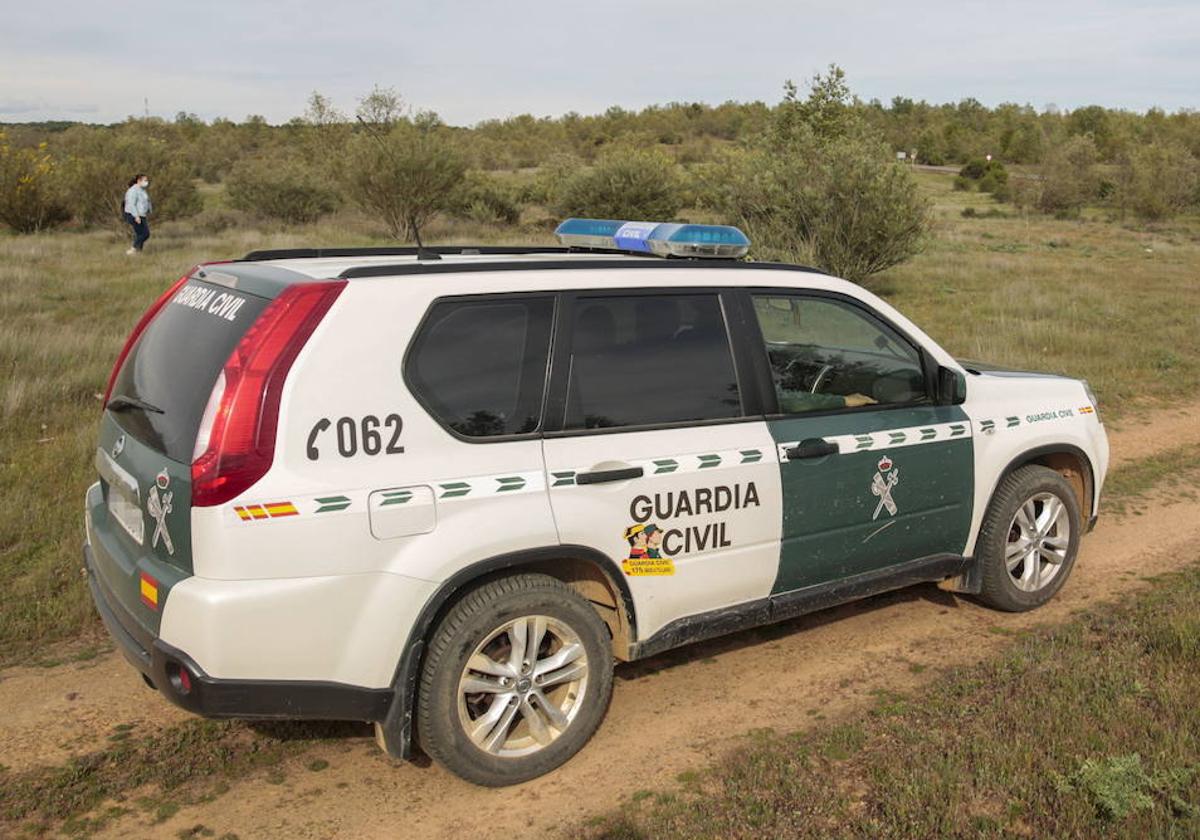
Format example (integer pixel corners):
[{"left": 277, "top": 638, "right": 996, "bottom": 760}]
[{"left": 354, "top": 116, "right": 441, "bottom": 261}]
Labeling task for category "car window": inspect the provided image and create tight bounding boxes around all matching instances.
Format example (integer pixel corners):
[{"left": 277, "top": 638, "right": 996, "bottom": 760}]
[
  {"left": 110, "top": 280, "right": 269, "bottom": 462},
  {"left": 564, "top": 294, "right": 741, "bottom": 430},
  {"left": 752, "top": 295, "right": 928, "bottom": 414},
  {"left": 407, "top": 297, "right": 554, "bottom": 437}
]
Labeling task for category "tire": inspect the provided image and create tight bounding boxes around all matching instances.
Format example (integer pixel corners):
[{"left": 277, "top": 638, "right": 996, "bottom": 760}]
[
  {"left": 976, "top": 464, "right": 1082, "bottom": 612},
  {"left": 416, "top": 573, "right": 613, "bottom": 786}
]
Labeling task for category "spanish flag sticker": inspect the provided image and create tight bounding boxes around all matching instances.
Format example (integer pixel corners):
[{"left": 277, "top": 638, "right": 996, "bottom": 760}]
[{"left": 140, "top": 572, "right": 159, "bottom": 610}]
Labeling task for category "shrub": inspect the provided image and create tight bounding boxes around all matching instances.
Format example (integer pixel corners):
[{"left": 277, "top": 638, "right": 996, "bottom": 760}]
[
  {"left": 55, "top": 126, "right": 201, "bottom": 229},
  {"left": 1037, "top": 135, "right": 1100, "bottom": 217},
  {"left": 0, "top": 132, "right": 69, "bottom": 233},
  {"left": 953, "top": 175, "right": 972, "bottom": 191},
  {"left": 191, "top": 207, "right": 253, "bottom": 235},
  {"left": 447, "top": 171, "right": 523, "bottom": 225},
  {"left": 707, "top": 131, "right": 930, "bottom": 285},
  {"left": 225, "top": 157, "right": 338, "bottom": 223},
  {"left": 960, "top": 159, "right": 1009, "bottom": 199},
  {"left": 550, "top": 147, "right": 684, "bottom": 220},
  {"left": 960, "top": 158, "right": 988, "bottom": 180},
  {"left": 1115, "top": 142, "right": 1200, "bottom": 222},
  {"left": 343, "top": 121, "right": 467, "bottom": 241}
]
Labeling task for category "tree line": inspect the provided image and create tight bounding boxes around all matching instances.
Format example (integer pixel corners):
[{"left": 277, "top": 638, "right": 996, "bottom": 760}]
[{"left": 1, "top": 67, "right": 1198, "bottom": 283}]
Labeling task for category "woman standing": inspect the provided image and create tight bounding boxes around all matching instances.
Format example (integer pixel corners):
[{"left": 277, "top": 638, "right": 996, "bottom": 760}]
[{"left": 122, "top": 174, "right": 152, "bottom": 255}]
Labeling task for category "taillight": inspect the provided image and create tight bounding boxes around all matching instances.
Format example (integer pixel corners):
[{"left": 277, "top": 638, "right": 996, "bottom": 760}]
[
  {"left": 191, "top": 281, "right": 346, "bottom": 507},
  {"left": 101, "top": 269, "right": 196, "bottom": 408}
]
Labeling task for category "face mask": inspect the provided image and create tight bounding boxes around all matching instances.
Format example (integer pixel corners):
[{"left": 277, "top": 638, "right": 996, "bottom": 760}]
[{"left": 140, "top": 180, "right": 149, "bottom": 188}]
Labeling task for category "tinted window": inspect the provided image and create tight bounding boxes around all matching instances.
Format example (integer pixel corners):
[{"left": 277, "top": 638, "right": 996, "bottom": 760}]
[
  {"left": 565, "top": 294, "right": 741, "bottom": 430},
  {"left": 753, "top": 295, "right": 928, "bottom": 414},
  {"left": 408, "top": 297, "right": 554, "bottom": 438},
  {"left": 110, "top": 280, "right": 269, "bottom": 462}
]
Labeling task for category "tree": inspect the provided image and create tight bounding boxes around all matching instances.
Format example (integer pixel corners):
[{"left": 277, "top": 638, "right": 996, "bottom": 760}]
[
  {"left": 773, "top": 64, "right": 858, "bottom": 146},
  {"left": 344, "top": 120, "right": 466, "bottom": 242},
  {"left": 705, "top": 76, "right": 930, "bottom": 285}
]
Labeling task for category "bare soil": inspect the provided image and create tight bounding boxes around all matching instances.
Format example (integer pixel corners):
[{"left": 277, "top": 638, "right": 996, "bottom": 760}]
[{"left": 5, "top": 402, "right": 1200, "bottom": 839}]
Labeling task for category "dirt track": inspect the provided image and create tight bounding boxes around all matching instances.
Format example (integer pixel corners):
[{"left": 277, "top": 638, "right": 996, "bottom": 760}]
[{"left": 3, "top": 404, "right": 1199, "bottom": 839}]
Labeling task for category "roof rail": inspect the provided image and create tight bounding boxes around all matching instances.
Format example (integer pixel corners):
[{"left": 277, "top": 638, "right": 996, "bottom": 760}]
[
  {"left": 239, "top": 245, "right": 573, "bottom": 262},
  {"left": 337, "top": 258, "right": 825, "bottom": 280}
]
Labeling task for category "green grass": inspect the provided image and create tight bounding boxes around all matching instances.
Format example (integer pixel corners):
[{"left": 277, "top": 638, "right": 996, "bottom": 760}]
[
  {"left": 0, "top": 718, "right": 353, "bottom": 835},
  {"left": 1, "top": 175, "right": 1199, "bottom": 659},
  {"left": 581, "top": 561, "right": 1200, "bottom": 839},
  {"left": 1102, "top": 444, "right": 1200, "bottom": 516}
]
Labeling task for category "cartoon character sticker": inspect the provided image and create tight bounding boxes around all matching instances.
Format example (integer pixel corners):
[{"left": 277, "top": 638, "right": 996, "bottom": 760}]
[
  {"left": 622, "top": 523, "right": 674, "bottom": 576},
  {"left": 870, "top": 456, "right": 900, "bottom": 521}
]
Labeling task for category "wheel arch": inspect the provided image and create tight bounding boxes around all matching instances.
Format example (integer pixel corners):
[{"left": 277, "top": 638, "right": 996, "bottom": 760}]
[
  {"left": 990, "top": 443, "right": 1096, "bottom": 522},
  {"left": 375, "top": 544, "right": 636, "bottom": 760}
]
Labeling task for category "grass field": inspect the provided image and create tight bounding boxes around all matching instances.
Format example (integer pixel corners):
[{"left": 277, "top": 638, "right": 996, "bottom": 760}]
[
  {"left": 1, "top": 171, "right": 1198, "bottom": 661},
  {"left": 582, "top": 559, "right": 1200, "bottom": 839}
]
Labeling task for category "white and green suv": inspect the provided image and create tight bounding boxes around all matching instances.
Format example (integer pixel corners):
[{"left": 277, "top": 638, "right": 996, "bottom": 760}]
[{"left": 85, "top": 219, "right": 1108, "bottom": 786}]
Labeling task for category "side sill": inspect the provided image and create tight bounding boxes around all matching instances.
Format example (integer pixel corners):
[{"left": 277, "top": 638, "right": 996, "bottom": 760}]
[{"left": 629, "top": 554, "right": 969, "bottom": 660}]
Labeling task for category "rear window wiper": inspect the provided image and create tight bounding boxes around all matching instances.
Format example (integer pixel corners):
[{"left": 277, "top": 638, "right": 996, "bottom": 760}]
[{"left": 106, "top": 394, "right": 165, "bottom": 415}]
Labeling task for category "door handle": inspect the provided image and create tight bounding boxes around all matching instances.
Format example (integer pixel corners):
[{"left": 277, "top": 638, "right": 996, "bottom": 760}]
[
  {"left": 575, "top": 466, "right": 645, "bottom": 485},
  {"left": 785, "top": 439, "right": 839, "bottom": 460}
]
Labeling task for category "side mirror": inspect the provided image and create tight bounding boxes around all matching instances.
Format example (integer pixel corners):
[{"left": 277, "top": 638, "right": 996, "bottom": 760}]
[{"left": 937, "top": 365, "right": 967, "bottom": 405}]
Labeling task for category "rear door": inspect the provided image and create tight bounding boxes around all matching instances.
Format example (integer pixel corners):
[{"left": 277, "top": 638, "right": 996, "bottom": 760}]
[
  {"left": 743, "top": 290, "right": 974, "bottom": 594},
  {"left": 90, "top": 278, "right": 270, "bottom": 636},
  {"left": 541, "top": 289, "right": 782, "bottom": 641}
]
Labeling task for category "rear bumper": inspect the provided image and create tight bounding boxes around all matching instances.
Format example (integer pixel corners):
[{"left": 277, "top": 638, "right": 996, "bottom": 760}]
[{"left": 84, "top": 542, "right": 393, "bottom": 722}]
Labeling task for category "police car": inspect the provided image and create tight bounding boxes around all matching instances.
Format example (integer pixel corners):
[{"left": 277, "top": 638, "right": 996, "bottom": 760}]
[{"left": 84, "top": 218, "right": 1108, "bottom": 786}]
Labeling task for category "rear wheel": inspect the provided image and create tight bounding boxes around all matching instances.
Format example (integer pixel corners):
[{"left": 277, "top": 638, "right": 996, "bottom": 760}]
[
  {"left": 416, "top": 573, "right": 613, "bottom": 786},
  {"left": 976, "top": 465, "right": 1082, "bottom": 612}
]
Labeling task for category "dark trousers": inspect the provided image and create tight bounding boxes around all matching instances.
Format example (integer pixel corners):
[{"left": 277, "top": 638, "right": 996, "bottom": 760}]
[{"left": 124, "top": 213, "right": 151, "bottom": 250}]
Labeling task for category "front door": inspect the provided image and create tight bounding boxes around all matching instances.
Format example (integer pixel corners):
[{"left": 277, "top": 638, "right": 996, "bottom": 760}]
[
  {"left": 746, "top": 292, "right": 974, "bottom": 594},
  {"left": 541, "top": 290, "right": 782, "bottom": 640}
]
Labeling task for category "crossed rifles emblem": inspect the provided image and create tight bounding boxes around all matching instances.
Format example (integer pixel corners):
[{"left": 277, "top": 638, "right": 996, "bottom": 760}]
[
  {"left": 870, "top": 456, "right": 900, "bottom": 521},
  {"left": 147, "top": 469, "right": 175, "bottom": 555}
]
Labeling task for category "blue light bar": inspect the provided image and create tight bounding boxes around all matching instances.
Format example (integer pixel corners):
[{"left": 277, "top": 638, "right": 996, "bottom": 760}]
[{"left": 554, "top": 218, "right": 750, "bottom": 259}]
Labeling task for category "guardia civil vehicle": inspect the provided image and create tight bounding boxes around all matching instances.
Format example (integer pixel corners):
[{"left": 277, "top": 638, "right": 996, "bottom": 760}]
[{"left": 85, "top": 219, "right": 1108, "bottom": 786}]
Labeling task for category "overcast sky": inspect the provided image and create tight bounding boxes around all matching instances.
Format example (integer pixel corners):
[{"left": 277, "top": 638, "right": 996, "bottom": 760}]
[{"left": 2, "top": 1, "right": 1196, "bottom": 125}]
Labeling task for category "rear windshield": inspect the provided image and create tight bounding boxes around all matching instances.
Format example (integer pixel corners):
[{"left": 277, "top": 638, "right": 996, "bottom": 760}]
[{"left": 109, "top": 280, "right": 269, "bottom": 462}]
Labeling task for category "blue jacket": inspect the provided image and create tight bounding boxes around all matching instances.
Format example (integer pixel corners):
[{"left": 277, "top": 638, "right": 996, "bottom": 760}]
[{"left": 124, "top": 184, "right": 152, "bottom": 218}]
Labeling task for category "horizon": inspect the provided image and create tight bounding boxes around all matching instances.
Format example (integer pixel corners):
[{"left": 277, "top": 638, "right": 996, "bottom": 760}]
[{"left": 2, "top": 0, "right": 1197, "bottom": 126}]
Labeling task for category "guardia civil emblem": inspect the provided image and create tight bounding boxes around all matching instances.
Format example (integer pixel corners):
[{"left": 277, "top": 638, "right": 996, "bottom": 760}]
[
  {"left": 147, "top": 469, "right": 175, "bottom": 555},
  {"left": 870, "top": 456, "right": 900, "bottom": 521}
]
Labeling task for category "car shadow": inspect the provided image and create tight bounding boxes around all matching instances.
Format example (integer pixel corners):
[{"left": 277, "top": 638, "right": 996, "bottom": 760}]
[{"left": 614, "top": 581, "right": 963, "bottom": 682}]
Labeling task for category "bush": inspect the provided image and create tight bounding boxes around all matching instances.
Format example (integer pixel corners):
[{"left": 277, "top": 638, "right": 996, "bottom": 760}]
[
  {"left": 447, "top": 171, "right": 523, "bottom": 225},
  {"left": 55, "top": 125, "right": 201, "bottom": 229},
  {"left": 549, "top": 147, "right": 684, "bottom": 220},
  {"left": 191, "top": 207, "right": 252, "bottom": 235},
  {"left": 960, "top": 158, "right": 988, "bottom": 180},
  {"left": 0, "top": 132, "right": 69, "bottom": 233},
  {"left": 1037, "top": 135, "right": 1100, "bottom": 217},
  {"left": 343, "top": 122, "right": 467, "bottom": 241},
  {"left": 1115, "top": 142, "right": 1200, "bottom": 222},
  {"left": 707, "top": 131, "right": 930, "bottom": 285},
  {"left": 225, "top": 157, "right": 338, "bottom": 223},
  {"left": 953, "top": 175, "right": 972, "bottom": 191},
  {"left": 961, "top": 159, "right": 1009, "bottom": 199}
]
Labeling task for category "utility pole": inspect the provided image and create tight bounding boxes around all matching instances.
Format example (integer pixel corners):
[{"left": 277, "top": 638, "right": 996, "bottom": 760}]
[{"left": 144, "top": 97, "right": 149, "bottom": 119}]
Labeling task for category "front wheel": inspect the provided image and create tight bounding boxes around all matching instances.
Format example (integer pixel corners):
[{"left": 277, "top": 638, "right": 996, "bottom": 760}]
[
  {"left": 976, "top": 464, "right": 1082, "bottom": 612},
  {"left": 416, "top": 573, "right": 613, "bottom": 786}
]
